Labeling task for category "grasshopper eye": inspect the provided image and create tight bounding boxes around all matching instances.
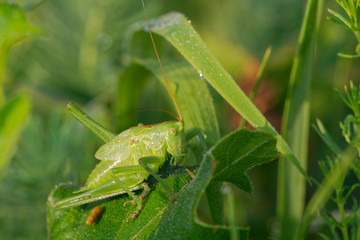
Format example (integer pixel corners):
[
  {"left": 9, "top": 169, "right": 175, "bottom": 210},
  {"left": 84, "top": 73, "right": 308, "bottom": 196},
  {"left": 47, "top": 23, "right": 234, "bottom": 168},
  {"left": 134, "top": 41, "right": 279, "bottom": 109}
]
[{"left": 169, "top": 127, "right": 178, "bottom": 136}]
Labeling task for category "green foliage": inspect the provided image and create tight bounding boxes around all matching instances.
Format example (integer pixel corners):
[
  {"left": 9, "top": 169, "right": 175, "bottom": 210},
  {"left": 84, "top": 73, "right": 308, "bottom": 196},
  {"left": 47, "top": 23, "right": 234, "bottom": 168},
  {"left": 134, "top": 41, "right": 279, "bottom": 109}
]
[
  {"left": 328, "top": 0, "right": 360, "bottom": 58},
  {"left": 0, "top": 94, "right": 30, "bottom": 179},
  {"left": 0, "top": 3, "right": 40, "bottom": 103},
  {"left": 149, "top": 156, "right": 248, "bottom": 240},
  {"left": 0, "top": 111, "right": 96, "bottom": 239},
  {"left": 317, "top": 156, "right": 360, "bottom": 240},
  {"left": 210, "top": 129, "right": 279, "bottom": 194},
  {"left": 239, "top": 46, "right": 272, "bottom": 128},
  {"left": 337, "top": 81, "right": 360, "bottom": 149},
  {"left": 0, "top": 3, "right": 38, "bottom": 180},
  {"left": 313, "top": 119, "right": 342, "bottom": 156},
  {"left": 308, "top": 82, "right": 360, "bottom": 240},
  {"left": 0, "top": 3, "right": 40, "bottom": 54},
  {"left": 277, "top": 0, "right": 321, "bottom": 238}
]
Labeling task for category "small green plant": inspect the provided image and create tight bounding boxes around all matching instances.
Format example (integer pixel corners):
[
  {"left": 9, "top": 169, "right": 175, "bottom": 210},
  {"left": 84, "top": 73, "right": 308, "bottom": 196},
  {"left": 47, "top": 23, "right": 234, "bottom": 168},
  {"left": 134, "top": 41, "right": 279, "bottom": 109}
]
[
  {"left": 328, "top": 0, "right": 360, "bottom": 58},
  {"left": 314, "top": 82, "right": 360, "bottom": 240},
  {"left": 318, "top": 157, "right": 360, "bottom": 240},
  {"left": 338, "top": 82, "right": 360, "bottom": 150}
]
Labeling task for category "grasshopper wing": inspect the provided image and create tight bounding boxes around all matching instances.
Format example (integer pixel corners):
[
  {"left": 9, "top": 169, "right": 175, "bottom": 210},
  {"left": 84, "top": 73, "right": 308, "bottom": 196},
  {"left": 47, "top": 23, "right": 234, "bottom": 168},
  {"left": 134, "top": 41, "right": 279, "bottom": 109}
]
[
  {"left": 95, "top": 129, "right": 131, "bottom": 161},
  {"left": 142, "top": 130, "right": 165, "bottom": 151}
]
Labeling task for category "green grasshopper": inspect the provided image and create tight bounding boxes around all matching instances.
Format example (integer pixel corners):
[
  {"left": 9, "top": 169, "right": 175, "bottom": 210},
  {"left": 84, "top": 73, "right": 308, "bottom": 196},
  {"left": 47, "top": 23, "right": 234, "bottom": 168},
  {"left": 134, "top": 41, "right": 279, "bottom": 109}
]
[{"left": 54, "top": 0, "right": 187, "bottom": 222}]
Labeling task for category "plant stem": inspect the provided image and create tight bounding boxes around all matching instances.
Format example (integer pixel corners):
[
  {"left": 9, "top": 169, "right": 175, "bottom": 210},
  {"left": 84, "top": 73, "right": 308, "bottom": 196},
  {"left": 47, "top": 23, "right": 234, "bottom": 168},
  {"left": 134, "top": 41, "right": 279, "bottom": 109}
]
[
  {"left": 357, "top": 216, "right": 360, "bottom": 240},
  {"left": 239, "top": 46, "right": 272, "bottom": 129},
  {"left": 338, "top": 201, "right": 349, "bottom": 240},
  {"left": 335, "top": 158, "right": 350, "bottom": 240},
  {"left": 224, "top": 184, "right": 238, "bottom": 240}
]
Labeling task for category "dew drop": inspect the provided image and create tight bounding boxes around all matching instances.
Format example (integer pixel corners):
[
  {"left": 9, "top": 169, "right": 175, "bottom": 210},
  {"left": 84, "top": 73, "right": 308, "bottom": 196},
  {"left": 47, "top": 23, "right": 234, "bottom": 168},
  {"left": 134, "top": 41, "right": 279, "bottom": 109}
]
[
  {"left": 188, "top": 20, "right": 192, "bottom": 24},
  {"left": 186, "top": 40, "right": 190, "bottom": 43},
  {"left": 198, "top": 71, "right": 203, "bottom": 78}
]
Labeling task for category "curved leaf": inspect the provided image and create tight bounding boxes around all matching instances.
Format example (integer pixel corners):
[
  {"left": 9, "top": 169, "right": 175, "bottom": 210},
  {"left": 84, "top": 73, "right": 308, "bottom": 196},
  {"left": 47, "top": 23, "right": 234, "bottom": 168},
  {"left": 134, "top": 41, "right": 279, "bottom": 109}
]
[
  {"left": 149, "top": 155, "right": 249, "bottom": 240},
  {"left": 210, "top": 129, "right": 279, "bottom": 194}
]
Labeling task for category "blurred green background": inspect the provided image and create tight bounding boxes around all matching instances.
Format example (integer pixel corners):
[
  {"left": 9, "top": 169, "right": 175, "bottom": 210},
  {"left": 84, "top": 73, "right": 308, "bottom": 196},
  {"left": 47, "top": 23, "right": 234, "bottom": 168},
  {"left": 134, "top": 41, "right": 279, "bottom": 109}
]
[{"left": 0, "top": 0, "right": 359, "bottom": 239}]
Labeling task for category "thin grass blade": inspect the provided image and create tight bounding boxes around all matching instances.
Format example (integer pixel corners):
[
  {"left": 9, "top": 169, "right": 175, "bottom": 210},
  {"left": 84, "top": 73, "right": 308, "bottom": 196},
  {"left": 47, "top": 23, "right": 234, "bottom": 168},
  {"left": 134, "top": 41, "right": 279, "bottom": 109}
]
[{"left": 277, "top": 0, "right": 322, "bottom": 239}]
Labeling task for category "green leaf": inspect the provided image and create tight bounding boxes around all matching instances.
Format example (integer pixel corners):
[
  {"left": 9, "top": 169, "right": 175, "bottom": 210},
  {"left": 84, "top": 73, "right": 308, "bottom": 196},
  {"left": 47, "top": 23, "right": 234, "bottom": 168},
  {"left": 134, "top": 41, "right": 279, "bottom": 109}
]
[
  {"left": 209, "top": 129, "right": 279, "bottom": 194},
  {"left": 48, "top": 162, "right": 244, "bottom": 239},
  {"left": 47, "top": 166, "right": 195, "bottom": 239},
  {"left": 0, "top": 94, "right": 31, "bottom": 179},
  {"left": 327, "top": 9, "right": 354, "bottom": 30},
  {"left": 117, "top": 64, "right": 151, "bottom": 130},
  {"left": 0, "top": 3, "right": 41, "bottom": 53},
  {"left": 327, "top": 16, "right": 353, "bottom": 31},
  {"left": 0, "top": 3, "right": 41, "bottom": 104},
  {"left": 149, "top": 155, "right": 249, "bottom": 240},
  {"left": 313, "top": 119, "right": 342, "bottom": 156},
  {"left": 239, "top": 46, "right": 272, "bottom": 128}
]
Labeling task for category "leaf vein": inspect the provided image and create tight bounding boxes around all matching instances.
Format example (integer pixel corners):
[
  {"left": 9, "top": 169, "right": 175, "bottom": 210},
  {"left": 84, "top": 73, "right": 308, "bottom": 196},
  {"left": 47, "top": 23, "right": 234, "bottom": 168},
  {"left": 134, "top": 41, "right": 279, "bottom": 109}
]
[
  {"left": 130, "top": 207, "right": 166, "bottom": 240},
  {"left": 213, "top": 139, "right": 271, "bottom": 179}
]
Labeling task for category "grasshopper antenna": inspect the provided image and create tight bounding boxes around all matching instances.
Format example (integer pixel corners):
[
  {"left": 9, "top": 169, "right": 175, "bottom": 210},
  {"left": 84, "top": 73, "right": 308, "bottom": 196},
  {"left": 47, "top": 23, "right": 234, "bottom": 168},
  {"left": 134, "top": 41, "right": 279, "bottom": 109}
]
[{"left": 141, "top": 0, "right": 183, "bottom": 123}]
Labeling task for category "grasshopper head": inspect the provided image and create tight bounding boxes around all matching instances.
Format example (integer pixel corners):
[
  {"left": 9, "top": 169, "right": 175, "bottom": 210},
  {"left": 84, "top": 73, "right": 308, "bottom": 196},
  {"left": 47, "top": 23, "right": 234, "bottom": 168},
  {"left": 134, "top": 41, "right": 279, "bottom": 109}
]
[{"left": 165, "top": 121, "right": 186, "bottom": 165}]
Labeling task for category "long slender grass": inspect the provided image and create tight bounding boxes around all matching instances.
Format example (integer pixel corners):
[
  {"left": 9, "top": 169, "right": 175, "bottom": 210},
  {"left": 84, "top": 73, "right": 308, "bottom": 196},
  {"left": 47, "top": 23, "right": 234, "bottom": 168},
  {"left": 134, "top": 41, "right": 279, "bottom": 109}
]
[{"left": 277, "top": 0, "right": 323, "bottom": 239}]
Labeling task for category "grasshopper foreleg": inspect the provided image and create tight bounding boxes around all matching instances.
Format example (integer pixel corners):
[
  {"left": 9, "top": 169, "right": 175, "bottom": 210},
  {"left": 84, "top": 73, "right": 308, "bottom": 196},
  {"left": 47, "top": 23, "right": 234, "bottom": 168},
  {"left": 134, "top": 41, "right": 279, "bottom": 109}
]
[
  {"left": 110, "top": 168, "right": 148, "bottom": 222},
  {"left": 122, "top": 182, "right": 151, "bottom": 205},
  {"left": 122, "top": 182, "right": 151, "bottom": 222}
]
